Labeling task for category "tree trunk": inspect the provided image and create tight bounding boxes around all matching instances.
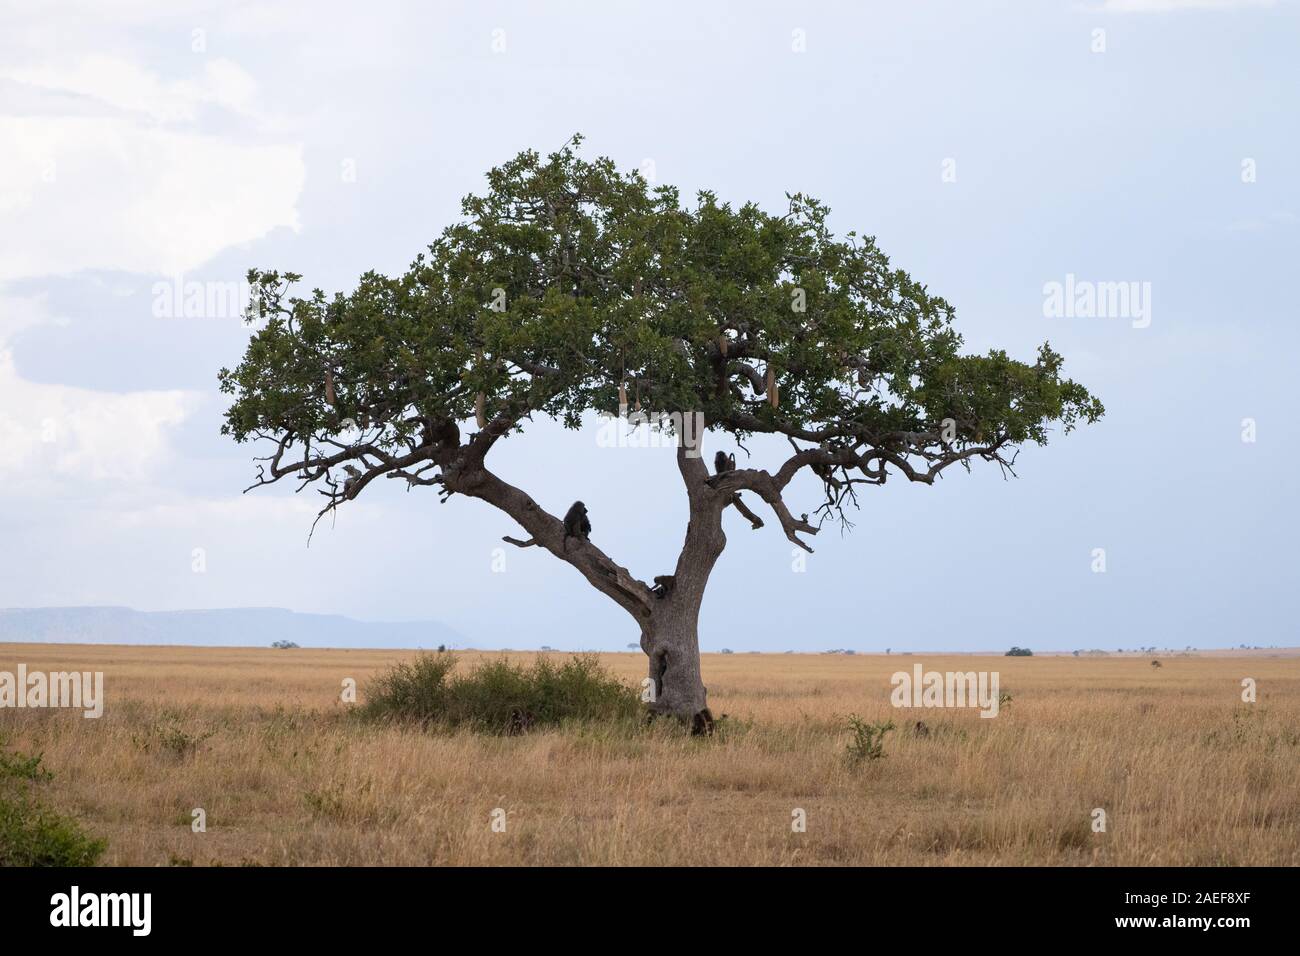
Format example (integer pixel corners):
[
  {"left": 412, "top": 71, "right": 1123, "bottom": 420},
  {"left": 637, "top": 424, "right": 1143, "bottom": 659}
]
[
  {"left": 641, "top": 504, "right": 726, "bottom": 735},
  {"left": 466, "top": 438, "right": 732, "bottom": 735},
  {"left": 641, "top": 605, "right": 712, "bottom": 733}
]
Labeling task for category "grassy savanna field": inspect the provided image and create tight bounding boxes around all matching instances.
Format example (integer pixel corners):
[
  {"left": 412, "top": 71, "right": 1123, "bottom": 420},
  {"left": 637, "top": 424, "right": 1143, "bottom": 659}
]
[{"left": 2, "top": 643, "right": 1298, "bottom": 866}]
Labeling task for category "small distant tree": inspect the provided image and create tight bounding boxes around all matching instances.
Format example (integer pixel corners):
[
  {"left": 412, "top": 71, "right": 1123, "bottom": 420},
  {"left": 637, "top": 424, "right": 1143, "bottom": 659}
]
[
  {"left": 270, "top": 640, "right": 299, "bottom": 649},
  {"left": 221, "top": 138, "right": 1100, "bottom": 732},
  {"left": 1006, "top": 646, "right": 1033, "bottom": 657}
]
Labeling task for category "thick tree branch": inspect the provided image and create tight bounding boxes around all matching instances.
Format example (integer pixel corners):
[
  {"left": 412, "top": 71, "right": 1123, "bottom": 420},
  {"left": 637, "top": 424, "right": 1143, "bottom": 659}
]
[
  {"left": 450, "top": 465, "right": 656, "bottom": 620},
  {"left": 711, "top": 466, "right": 820, "bottom": 551}
]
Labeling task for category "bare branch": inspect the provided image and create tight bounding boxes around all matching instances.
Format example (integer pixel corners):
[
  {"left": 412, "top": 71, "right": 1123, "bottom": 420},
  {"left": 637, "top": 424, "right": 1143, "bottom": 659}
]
[
  {"left": 712, "top": 466, "right": 820, "bottom": 551},
  {"left": 727, "top": 494, "right": 764, "bottom": 530}
]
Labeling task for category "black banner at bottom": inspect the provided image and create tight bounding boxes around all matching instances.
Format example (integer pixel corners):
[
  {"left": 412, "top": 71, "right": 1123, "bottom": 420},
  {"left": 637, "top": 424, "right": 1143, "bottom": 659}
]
[{"left": 0, "top": 866, "right": 1284, "bottom": 942}]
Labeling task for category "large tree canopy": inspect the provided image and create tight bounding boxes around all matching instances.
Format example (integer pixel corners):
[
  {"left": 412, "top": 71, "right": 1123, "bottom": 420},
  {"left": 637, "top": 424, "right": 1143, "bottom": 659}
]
[{"left": 220, "top": 135, "right": 1102, "bottom": 731}]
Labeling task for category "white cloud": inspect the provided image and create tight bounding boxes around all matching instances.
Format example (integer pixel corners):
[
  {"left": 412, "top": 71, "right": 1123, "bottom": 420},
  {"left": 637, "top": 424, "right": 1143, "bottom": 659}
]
[
  {"left": 0, "top": 43, "right": 302, "bottom": 512},
  {"left": 0, "top": 53, "right": 304, "bottom": 282},
  {"left": 0, "top": 115, "right": 304, "bottom": 282},
  {"left": 2, "top": 55, "right": 261, "bottom": 123},
  {"left": 0, "top": 306, "right": 197, "bottom": 485}
]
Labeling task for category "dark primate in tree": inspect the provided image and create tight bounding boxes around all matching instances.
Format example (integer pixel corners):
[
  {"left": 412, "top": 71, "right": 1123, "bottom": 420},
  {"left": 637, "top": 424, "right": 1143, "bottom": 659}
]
[
  {"left": 562, "top": 500, "right": 591, "bottom": 550},
  {"left": 713, "top": 451, "right": 735, "bottom": 475},
  {"left": 220, "top": 136, "right": 1102, "bottom": 733}
]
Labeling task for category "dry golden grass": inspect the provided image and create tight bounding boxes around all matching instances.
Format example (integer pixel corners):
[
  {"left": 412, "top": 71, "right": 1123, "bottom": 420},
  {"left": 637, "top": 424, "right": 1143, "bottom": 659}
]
[{"left": 2, "top": 643, "right": 1298, "bottom": 866}]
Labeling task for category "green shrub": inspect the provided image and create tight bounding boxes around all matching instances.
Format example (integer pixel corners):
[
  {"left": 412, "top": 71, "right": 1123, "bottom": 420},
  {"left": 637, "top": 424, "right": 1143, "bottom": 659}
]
[
  {"left": 0, "top": 748, "right": 51, "bottom": 784},
  {"left": 359, "top": 653, "right": 457, "bottom": 725},
  {"left": 844, "top": 714, "right": 894, "bottom": 767},
  {"left": 359, "top": 652, "right": 640, "bottom": 734},
  {"left": 0, "top": 744, "right": 105, "bottom": 867}
]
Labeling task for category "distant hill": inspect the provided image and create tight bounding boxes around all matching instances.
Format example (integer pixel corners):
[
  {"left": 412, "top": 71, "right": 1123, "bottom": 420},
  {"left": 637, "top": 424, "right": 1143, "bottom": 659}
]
[{"left": 0, "top": 606, "right": 469, "bottom": 650}]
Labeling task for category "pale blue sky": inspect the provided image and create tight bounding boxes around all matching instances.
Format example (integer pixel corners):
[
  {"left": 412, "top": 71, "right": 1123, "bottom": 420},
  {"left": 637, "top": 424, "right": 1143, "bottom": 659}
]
[{"left": 0, "top": 0, "right": 1296, "bottom": 651}]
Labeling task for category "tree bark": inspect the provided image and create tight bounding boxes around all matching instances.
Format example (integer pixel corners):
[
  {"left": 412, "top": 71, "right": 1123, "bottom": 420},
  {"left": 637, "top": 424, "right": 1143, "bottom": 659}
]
[
  {"left": 642, "top": 593, "right": 714, "bottom": 732},
  {"left": 640, "top": 443, "right": 729, "bottom": 734}
]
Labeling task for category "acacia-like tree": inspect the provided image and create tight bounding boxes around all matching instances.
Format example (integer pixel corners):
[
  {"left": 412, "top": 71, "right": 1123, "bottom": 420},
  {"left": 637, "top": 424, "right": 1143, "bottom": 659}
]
[{"left": 220, "top": 137, "right": 1102, "bottom": 733}]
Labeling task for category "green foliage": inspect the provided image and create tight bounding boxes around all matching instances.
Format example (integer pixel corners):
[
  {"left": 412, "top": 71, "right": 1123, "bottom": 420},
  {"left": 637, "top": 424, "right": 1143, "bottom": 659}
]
[
  {"left": 843, "top": 714, "right": 895, "bottom": 766},
  {"left": 0, "top": 747, "right": 51, "bottom": 783},
  {"left": 359, "top": 653, "right": 641, "bottom": 734},
  {"left": 1006, "top": 646, "right": 1033, "bottom": 657},
  {"left": 0, "top": 742, "right": 105, "bottom": 867},
  {"left": 220, "top": 135, "right": 1101, "bottom": 498}
]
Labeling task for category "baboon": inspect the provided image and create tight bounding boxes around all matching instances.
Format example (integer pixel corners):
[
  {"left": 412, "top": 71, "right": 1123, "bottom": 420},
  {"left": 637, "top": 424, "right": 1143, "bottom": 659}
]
[
  {"left": 651, "top": 574, "right": 676, "bottom": 598},
  {"left": 562, "top": 501, "right": 591, "bottom": 550},
  {"left": 713, "top": 451, "right": 736, "bottom": 475},
  {"left": 914, "top": 720, "right": 930, "bottom": 738},
  {"left": 506, "top": 708, "right": 535, "bottom": 736},
  {"left": 429, "top": 419, "right": 460, "bottom": 449}
]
